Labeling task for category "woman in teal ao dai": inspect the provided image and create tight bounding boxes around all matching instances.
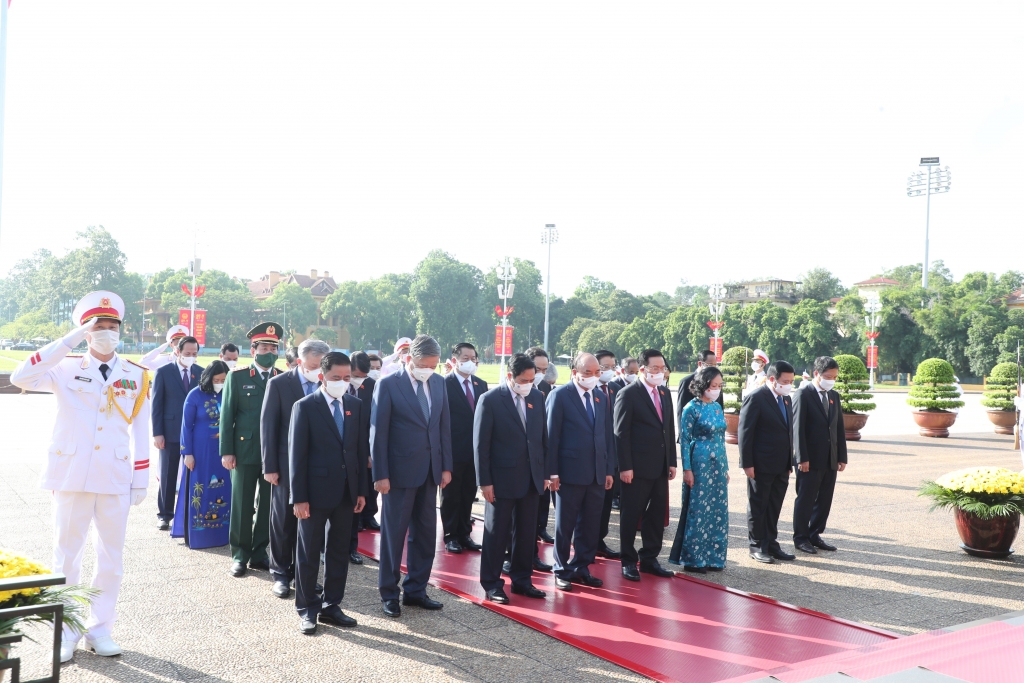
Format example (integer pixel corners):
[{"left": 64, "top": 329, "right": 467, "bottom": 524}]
[
  {"left": 676, "top": 366, "right": 729, "bottom": 572},
  {"left": 171, "top": 361, "right": 232, "bottom": 549}
]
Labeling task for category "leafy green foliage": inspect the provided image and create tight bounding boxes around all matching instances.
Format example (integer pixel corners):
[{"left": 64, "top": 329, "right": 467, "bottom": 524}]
[
  {"left": 833, "top": 354, "right": 875, "bottom": 413},
  {"left": 321, "top": 274, "right": 415, "bottom": 353},
  {"left": 919, "top": 481, "right": 1024, "bottom": 520},
  {"left": 907, "top": 358, "right": 964, "bottom": 411},
  {"left": 800, "top": 268, "right": 846, "bottom": 301},
  {"left": 263, "top": 283, "right": 319, "bottom": 342},
  {"left": 619, "top": 309, "right": 667, "bottom": 358},
  {"left": 981, "top": 361, "right": 1018, "bottom": 411},
  {"left": 720, "top": 346, "right": 751, "bottom": 412},
  {"left": 410, "top": 250, "right": 484, "bottom": 354}
]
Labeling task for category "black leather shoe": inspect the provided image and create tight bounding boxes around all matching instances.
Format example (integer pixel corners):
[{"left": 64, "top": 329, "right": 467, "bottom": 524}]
[
  {"left": 571, "top": 573, "right": 604, "bottom": 587},
  {"left": 811, "top": 538, "right": 837, "bottom": 552},
  {"left": 611, "top": 497, "right": 620, "bottom": 511},
  {"left": 621, "top": 564, "right": 641, "bottom": 582},
  {"left": 485, "top": 588, "right": 509, "bottom": 604},
  {"left": 315, "top": 582, "right": 323, "bottom": 595},
  {"left": 445, "top": 539, "right": 463, "bottom": 554},
  {"left": 707, "top": 566, "right": 724, "bottom": 572},
  {"left": 684, "top": 565, "right": 707, "bottom": 574},
  {"left": 795, "top": 541, "right": 817, "bottom": 554},
  {"left": 248, "top": 559, "right": 270, "bottom": 571},
  {"left": 459, "top": 536, "right": 482, "bottom": 551},
  {"left": 381, "top": 599, "right": 401, "bottom": 618},
  {"left": 403, "top": 595, "right": 443, "bottom": 610},
  {"left": 350, "top": 552, "right": 364, "bottom": 565},
  {"left": 511, "top": 584, "right": 546, "bottom": 599},
  {"left": 749, "top": 551, "right": 774, "bottom": 564},
  {"left": 230, "top": 562, "right": 247, "bottom": 577},
  {"left": 554, "top": 577, "right": 573, "bottom": 591},
  {"left": 532, "top": 557, "right": 553, "bottom": 572},
  {"left": 157, "top": 519, "right": 170, "bottom": 531},
  {"left": 538, "top": 530, "right": 555, "bottom": 544},
  {"left": 501, "top": 560, "right": 512, "bottom": 575},
  {"left": 364, "top": 519, "right": 381, "bottom": 531},
  {"left": 272, "top": 580, "right": 291, "bottom": 598},
  {"left": 597, "top": 542, "right": 621, "bottom": 560},
  {"left": 319, "top": 606, "right": 357, "bottom": 627},
  {"left": 770, "top": 549, "right": 796, "bottom": 561},
  {"left": 640, "top": 561, "right": 675, "bottom": 578},
  {"left": 299, "top": 617, "right": 317, "bottom": 635}
]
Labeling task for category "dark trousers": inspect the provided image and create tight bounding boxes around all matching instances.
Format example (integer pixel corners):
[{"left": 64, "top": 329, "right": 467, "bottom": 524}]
[
  {"left": 480, "top": 491, "right": 540, "bottom": 592},
  {"left": 378, "top": 473, "right": 437, "bottom": 601},
  {"left": 669, "top": 480, "right": 690, "bottom": 563},
  {"left": 295, "top": 488, "right": 354, "bottom": 620},
  {"left": 228, "top": 463, "right": 271, "bottom": 564},
  {"left": 537, "top": 490, "right": 551, "bottom": 536},
  {"left": 619, "top": 474, "right": 668, "bottom": 567},
  {"left": 360, "top": 466, "right": 379, "bottom": 524},
  {"left": 793, "top": 468, "right": 837, "bottom": 544},
  {"left": 269, "top": 479, "right": 298, "bottom": 582},
  {"left": 747, "top": 470, "right": 790, "bottom": 552},
  {"left": 157, "top": 442, "right": 181, "bottom": 521},
  {"left": 552, "top": 482, "right": 605, "bottom": 580},
  {"left": 440, "top": 459, "right": 476, "bottom": 542},
  {"left": 599, "top": 483, "right": 616, "bottom": 544}
]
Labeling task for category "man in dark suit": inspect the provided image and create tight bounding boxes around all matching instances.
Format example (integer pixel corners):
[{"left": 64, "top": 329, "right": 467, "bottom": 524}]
[
  {"left": 347, "top": 350, "right": 378, "bottom": 564},
  {"left": 151, "top": 335, "right": 202, "bottom": 531},
  {"left": 525, "top": 347, "right": 555, "bottom": 566},
  {"left": 371, "top": 334, "right": 453, "bottom": 618},
  {"left": 289, "top": 352, "right": 368, "bottom": 634},
  {"left": 261, "top": 338, "right": 330, "bottom": 598},
  {"left": 739, "top": 360, "right": 797, "bottom": 564},
  {"left": 611, "top": 356, "right": 638, "bottom": 391},
  {"left": 441, "top": 342, "right": 487, "bottom": 554},
  {"left": 546, "top": 353, "right": 614, "bottom": 591},
  {"left": 675, "top": 350, "right": 722, "bottom": 427},
  {"left": 614, "top": 348, "right": 677, "bottom": 581},
  {"left": 792, "top": 356, "right": 847, "bottom": 554},
  {"left": 475, "top": 353, "right": 550, "bottom": 604},
  {"left": 595, "top": 349, "right": 622, "bottom": 560}
]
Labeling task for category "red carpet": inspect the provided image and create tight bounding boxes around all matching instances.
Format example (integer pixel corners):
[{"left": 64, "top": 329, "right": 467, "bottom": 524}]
[{"left": 357, "top": 513, "right": 895, "bottom": 683}]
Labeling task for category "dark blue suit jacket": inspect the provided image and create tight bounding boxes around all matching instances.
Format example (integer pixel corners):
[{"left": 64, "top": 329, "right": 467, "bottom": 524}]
[
  {"left": 151, "top": 361, "right": 202, "bottom": 443},
  {"left": 474, "top": 383, "right": 549, "bottom": 499},
  {"left": 288, "top": 390, "right": 369, "bottom": 508},
  {"left": 545, "top": 382, "right": 614, "bottom": 487},
  {"left": 370, "top": 368, "right": 453, "bottom": 489},
  {"left": 445, "top": 372, "right": 488, "bottom": 463}
]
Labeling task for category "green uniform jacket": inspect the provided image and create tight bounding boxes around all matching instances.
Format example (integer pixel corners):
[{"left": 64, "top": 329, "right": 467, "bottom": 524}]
[{"left": 219, "top": 365, "right": 281, "bottom": 466}]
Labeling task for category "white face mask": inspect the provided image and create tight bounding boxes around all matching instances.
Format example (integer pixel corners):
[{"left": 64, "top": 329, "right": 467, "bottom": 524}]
[
  {"left": 368, "top": 369, "right": 382, "bottom": 381},
  {"left": 224, "top": 359, "right": 237, "bottom": 370},
  {"left": 179, "top": 356, "right": 196, "bottom": 368},
  {"left": 644, "top": 372, "right": 664, "bottom": 387},
  {"left": 818, "top": 378, "right": 836, "bottom": 391},
  {"left": 773, "top": 381, "right": 793, "bottom": 396},
  {"left": 509, "top": 379, "right": 532, "bottom": 397},
  {"left": 301, "top": 366, "right": 321, "bottom": 383},
  {"left": 532, "top": 374, "right": 546, "bottom": 387},
  {"left": 751, "top": 362, "right": 764, "bottom": 373},
  {"left": 623, "top": 373, "right": 637, "bottom": 384},
  {"left": 409, "top": 364, "right": 434, "bottom": 383},
  {"left": 576, "top": 375, "right": 599, "bottom": 391},
  {"left": 213, "top": 382, "right": 225, "bottom": 394},
  {"left": 325, "top": 380, "right": 350, "bottom": 398},
  {"left": 349, "top": 377, "right": 365, "bottom": 389},
  {"left": 456, "top": 360, "right": 478, "bottom": 375},
  {"left": 705, "top": 388, "right": 722, "bottom": 401},
  {"left": 89, "top": 329, "right": 120, "bottom": 355},
  {"left": 599, "top": 369, "right": 616, "bottom": 384}
]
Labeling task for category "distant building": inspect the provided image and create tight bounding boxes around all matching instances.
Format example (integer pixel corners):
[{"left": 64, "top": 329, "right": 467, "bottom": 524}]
[
  {"left": 248, "top": 269, "right": 349, "bottom": 348},
  {"left": 1005, "top": 289, "right": 1024, "bottom": 310},
  {"left": 723, "top": 280, "right": 802, "bottom": 308},
  {"left": 853, "top": 277, "right": 899, "bottom": 299}
]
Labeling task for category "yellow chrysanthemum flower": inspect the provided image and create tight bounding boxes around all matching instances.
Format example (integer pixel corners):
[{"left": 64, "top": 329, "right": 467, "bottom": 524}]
[{"left": 0, "top": 548, "right": 51, "bottom": 603}]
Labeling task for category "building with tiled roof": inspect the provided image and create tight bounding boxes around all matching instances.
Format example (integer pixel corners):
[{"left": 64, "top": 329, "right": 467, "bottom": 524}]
[
  {"left": 853, "top": 277, "right": 900, "bottom": 299},
  {"left": 248, "top": 270, "right": 348, "bottom": 348}
]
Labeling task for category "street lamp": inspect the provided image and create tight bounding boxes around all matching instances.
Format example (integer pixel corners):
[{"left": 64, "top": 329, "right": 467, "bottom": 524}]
[
  {"left": 906, "top": 158, "right": 951, "bottom": 289},
  {"left": 496, "top": 257, "right": 517, "bottom": 370},
  {"left": 541, "top": 224, "right": 558, "bottom": 352},
  {"left": 864, "top": 295, "right": 882, "bottom": 389},
  {"left": 707, "top": 283, "right": 726, "bottom": 362}
]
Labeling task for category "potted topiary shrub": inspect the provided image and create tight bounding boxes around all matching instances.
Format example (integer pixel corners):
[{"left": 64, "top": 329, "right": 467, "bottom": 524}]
[
  {"left": 907, "top": 358, "right": 965, "bottom": 437},
  {"left": 919, "top": 467, "right": 1024, "bottom": 557},
  {"left": 720, "top": 346, "right": 752, "bottom": 445},
  {"left": 981, "top": 362, "right": 1018, "bottom": 436},
  {"left": 833, "top": 354, "right": 876, "bottom": 441}
]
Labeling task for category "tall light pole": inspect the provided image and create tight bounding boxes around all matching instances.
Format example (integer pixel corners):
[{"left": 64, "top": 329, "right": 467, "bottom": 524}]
[
  {"left": 907, "top": 158, "right": 951, "bottom": 289},
  {"left": 707, "top": 283, "right": 726, "bottom": 363},
  {"left": 541, "top": 224, "right": 558, "bottom": 352},
  {"left": 496, "top": 257, "right": 517, "bottom": 370},
  {"left": 865, "top": 295, "right": 882, "bottom": 389}
]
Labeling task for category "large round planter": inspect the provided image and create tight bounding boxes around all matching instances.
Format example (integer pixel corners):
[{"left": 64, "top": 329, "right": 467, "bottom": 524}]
[
  {"left": 911, "top": 410, "right": 957, "bottom": 438},
  {"left": 842, "top": 412, "right": 869, "bottom": 441},
  {"left": 954, "top": 508, "right": 1019, "bottom": 558},
  {"left": 724, "top": 412, "right": 739, "bottom": 445},
  {"left": 986, "top": 409, "right": 1016, "bottom": 436}
]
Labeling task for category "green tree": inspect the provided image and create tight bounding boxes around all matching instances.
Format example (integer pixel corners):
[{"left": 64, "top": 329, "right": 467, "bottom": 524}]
[
  {"left": 263, "top": 283, "right": 319, "bottom": 341},
  {"left": 618, "top": 309, "right": 667, "bottom": 358},
  {"left": 307, "top": 326, "right": 338, "bottom": 347},
  {"left": 729, "top": 300, "right": 792, "bottom": 363},
  {"left": 321, "top": 274, "right": 415, "bottom": 352},
  {"left": 577, "top": 321, "right": 627, "bottom": 359},
  {"left": 483, "top": 259, "right": 546, "bottom": 348},
  {"left": 800, "top": 268, "right": 845, "bottom": 301},
  {"left": 782, "top": 299, "right": 837, "bottom": 370},
  {"left": 558, "top": 317, "right": 599, "bottom": 356},
  {"left": 156, "top": 270, "right": 257, "bottom": 346},
  {"left": 410, "top": 250, "right": 483, "bottom": 353}
]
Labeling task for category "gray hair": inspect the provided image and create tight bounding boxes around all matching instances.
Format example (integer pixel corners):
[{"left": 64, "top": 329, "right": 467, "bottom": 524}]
[
  {"left": 298, "top": 338, "right": 331, "bottom": 358},
  {"left": 409, "top": 334, "right": 441, "bottom": 359}
]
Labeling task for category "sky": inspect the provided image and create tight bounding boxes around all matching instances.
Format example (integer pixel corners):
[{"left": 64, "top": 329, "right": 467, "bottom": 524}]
[{"left": 0, "top": 1, "right": 1022, "bottom": 299}]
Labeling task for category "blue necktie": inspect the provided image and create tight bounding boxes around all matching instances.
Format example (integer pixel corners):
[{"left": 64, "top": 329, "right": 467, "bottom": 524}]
[
  {"left": 777, "top": 395, "right": 788, "bottom": 424},
  {"left": 331, "top": 399, "right": 345, "bottom": 441},
  {"left": 303, "top": 379, "right": 314, "bottom": 396},
  {"left": 584, "top": 391, "right": 595, "bottom": 425},
  {"left": 416, "top": 380, "right": 430, "bottom": 422}
]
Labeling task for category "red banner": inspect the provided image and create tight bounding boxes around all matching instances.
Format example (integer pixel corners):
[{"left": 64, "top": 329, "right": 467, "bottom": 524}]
[
  {"left": 494, "top": 325, "right": 514, "bottom": 356},
  {"left": 866, "top": 345, "right": 878, "bottom": 369},
  {"left": 179, "top": 309, "right": 208, "bottom": 346},
  {"left": 709, "top": 337, "right": 723, "bottom": 363}
]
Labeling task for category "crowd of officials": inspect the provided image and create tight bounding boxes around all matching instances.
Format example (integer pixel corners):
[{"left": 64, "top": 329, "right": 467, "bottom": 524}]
[{"left": 13, "top": 289, "right": 848, "bottom": 659}]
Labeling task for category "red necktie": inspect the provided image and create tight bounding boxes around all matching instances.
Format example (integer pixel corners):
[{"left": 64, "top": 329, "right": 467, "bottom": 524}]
[
  {"left": 651, "top": 386, "right": 662, "bottom": 422},
  {"left": 464, "top": 379, "right": 475, "bottom": 412},
  {"left": 182, "top": 368, "right": 190, "bottom": 391}
]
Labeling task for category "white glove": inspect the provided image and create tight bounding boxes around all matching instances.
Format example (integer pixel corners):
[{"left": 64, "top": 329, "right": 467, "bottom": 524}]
[
  {"left": 1014, "top": 396, "right": 1024, "bottom": 411},
  {"left": 130, "top": 489, "right": 147, "bottom": 506},
  {"left": 62, "top": 318, "right": 97, "bottom": 349}
]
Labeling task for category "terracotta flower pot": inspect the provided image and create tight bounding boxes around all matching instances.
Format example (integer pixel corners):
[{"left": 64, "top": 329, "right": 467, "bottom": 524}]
[
  {"left": 724, "top": 412, "right": 739, "bottom": 445},
  {"left": 986, "top": 409, "right": 1017, "bottom": 436},
  {"left": 911, "top": 410, "right": 957, "bottom": 438},
  {"left": 842, "top": 412, "right": 869, "bottom": 441},
  {"left": 954, "top": 507, "right": 1019, "bottom": 558}
]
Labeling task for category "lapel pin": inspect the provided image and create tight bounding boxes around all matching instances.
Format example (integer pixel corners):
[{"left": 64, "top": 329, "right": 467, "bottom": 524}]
[
  {"left": 345, "top": 410, "right": 352, "bottom": 416},
  {"left": 527, "top": 403, "right": 533, "bottom": 409}
]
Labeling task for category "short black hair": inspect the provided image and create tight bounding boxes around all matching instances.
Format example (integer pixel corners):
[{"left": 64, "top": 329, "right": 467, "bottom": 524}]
[
  {"left": 814, "top": 356, "right": 839, "bottom": 375},
  {"left": 285, "top": 346, "right": 299, "bottom": 364},
  {"left": 452, "top": 342, "right": 476, "bottom": 358},
  {"left": 199, "top": 360, "right": 231, "bottom": 394},
  {"left": 320, "top": 351, "right": 351, "bottom": 375},
  {"left": 350, "top": 350, "right": 371, "bottom": 374},
  {"left": 220, "top": 342, "right": 239, "bottom": 354},
  {"left": 367, "top": 354, "right": 382, "bottom": 365},
  {"left": 767, "top": 360, "right": 795, "bottom": 378},
  {"left": 595, "top": 349, "right": 616, "bottom": 365},
  {"left": 620, "top": 356, "right": 636, "bottom": 369},
  {"left": 508, "top": 353, "right": 535, "bottom": 379},
  {"left": 638, "top": 349, "right": 665, "bottom": 367},
  {"left": 177, "top": 336, "right": 199, "bottom": 352},
  {"left": 688, "top": 366, "right": 723, "bottom": 398},
  {"left": 697, "top": 349, "right": 716, "bottom": 363},
  {"left": 525, "top": 346, "right": 548, "bottom": 360}
]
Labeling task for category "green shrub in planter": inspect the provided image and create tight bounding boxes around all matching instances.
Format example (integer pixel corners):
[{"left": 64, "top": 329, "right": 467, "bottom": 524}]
[
  {"left": 720, "top": 345, "right": 751, "bottom": 413},
  {"left": 833, "top": 354, "right": 876, "bottom": 413},
  {"left": 981, "top": 362, "right": 1017, "bottom": 411},
  {"left": 907, "top": 358, "right": 965, "bottom": 412}
]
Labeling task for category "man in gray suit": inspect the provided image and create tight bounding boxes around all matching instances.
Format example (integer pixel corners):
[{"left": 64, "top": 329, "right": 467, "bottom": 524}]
[{"left": 371, "top": 334, "right": 453, "bottom": 618}]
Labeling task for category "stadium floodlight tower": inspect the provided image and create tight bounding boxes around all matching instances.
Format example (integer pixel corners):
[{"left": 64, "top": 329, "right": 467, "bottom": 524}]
[{"left": 906, "top": 158, "right": 951, "bottom": 289}]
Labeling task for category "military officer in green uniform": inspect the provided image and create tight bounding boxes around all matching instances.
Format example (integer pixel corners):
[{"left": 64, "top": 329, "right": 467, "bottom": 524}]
[{"left": 221, "top": 322, "right": 284, "bottom": 577}]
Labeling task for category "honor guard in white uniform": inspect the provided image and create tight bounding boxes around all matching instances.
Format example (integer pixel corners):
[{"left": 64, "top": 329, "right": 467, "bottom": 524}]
[
  {"left": 10, "top": 291, "right": 151, "bottom": 663},
  {"left": 746, "top": 349, "right": 770, "bottom": 392},
  {"left": 139, "top": 324, "right": 190, "bottom": 371}
]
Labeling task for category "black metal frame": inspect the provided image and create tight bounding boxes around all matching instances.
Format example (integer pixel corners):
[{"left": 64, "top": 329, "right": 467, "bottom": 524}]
[{"left": 0, "top": 574, "right": 66, "bottom": 683}]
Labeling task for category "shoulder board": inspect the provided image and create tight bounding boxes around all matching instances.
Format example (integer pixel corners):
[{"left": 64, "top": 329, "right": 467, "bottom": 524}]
[
  {"left": 232, "top": 366, "right": 249, "bottom": 372},
  {"left": 125, "top": 359, "right": 147, "bottom": 370},
  {"left": 67, "top": 355, "right": 83, "bottom": 358}
]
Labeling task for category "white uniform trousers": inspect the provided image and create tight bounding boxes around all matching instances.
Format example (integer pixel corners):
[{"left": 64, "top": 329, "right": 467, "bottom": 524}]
[{"left": 52, "top": 491, "right": 130, "bottom": 641}]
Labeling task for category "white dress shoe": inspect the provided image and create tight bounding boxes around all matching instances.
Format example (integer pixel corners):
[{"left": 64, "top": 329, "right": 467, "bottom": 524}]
[
  {"left": 60, "top": 639, "right": 78, "bottom": 663},
  {"left": 85, "top": 635, "right": 122, "bottom": 657}
]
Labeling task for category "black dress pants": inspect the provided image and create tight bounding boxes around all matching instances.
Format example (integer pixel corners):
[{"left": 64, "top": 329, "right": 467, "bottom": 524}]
[
  {"left": 157, "top": 442, "right": 182, "bottom": 521},
  {"left": 360, "top": 466, "right": 379, "bottom": 524},
  {"left": 793, "top": 468, "right": 837, "bottom": 544},
  {"left": 480, "top": 491, "right": 540, "bottom": 592},
  {"left": 295, "top": 488, "right": 354, "bottom": 620},
  {"left": 747, "top": 470, "right": 790, "bottom": 552},
  {"left": 619, "top": 474, "right": 668, "bottom": 567},
  {"left": 440, "top": 459, "right": 477, "bottom": 542},
  {"left": 269, "top": 479, "right": 298, "bottom": 583}
]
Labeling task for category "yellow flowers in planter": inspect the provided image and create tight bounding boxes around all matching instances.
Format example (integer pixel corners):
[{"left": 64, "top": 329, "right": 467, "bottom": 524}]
[
  {"left": 921, "top": 467, "right": 1024, "bottom": 520},
  {"left": 935, "top": 467, "right": 1024, "bottom": 496},
  {"left": 0, "top": 549, "right": 50, "bottom": 603}
]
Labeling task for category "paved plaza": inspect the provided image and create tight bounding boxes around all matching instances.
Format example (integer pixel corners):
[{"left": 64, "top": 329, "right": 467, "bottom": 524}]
[{"left": 2, "top": 391, "right": 1023, "bottom": 682}]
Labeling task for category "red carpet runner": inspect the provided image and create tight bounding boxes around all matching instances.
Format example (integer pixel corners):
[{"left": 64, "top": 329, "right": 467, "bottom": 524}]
[{"left": 357, "top": 513, "right": 895, "bottom": 683}]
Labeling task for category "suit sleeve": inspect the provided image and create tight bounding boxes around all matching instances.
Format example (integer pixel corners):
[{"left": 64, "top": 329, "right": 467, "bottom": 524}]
[
  {"left": 473, "top": 394, "right": 493, "bottom": 487},
  {"left": 180, "top": 391, "right": 197, "bottom": 455},
  {"left": 131, "top": 377, "right": 152, "bottom": 489},
  {"left": 613, "top": 389, "right": 634, "bottom": 473},
  {"left": 151, "top": 367, "right": 166, "bottom": 439},
  {"left": 835, "top": 391, "right": 848, "bottom": 464},
  {"left": 288, "top": 401, "right": 309, "bottom": 505},
  {"left": 738, "top": 391, "right": 760, "bottom": 470},
  {"left": 792, "top": 386, "right": 808, "bottom": 466},
  {"left": 665, "top": 392, "right": 677, "bottom": 468},
  {"left": 369, "top": 379, "right": 391, "bottom": 482},
  {"left": 358, "top": 399, "right": 371, "bottom": 497},
  {"left": 439, "top": 378, "right": 453, "bottom": 473},
  {"left": 546, "top": 389, "right": 561, "bottom": 478},
  {"left": 261, "top": 380, "right": 282, "bottom": 475},
  {"left": 219, "top": 374, "right": 237, "bottom": 456}
]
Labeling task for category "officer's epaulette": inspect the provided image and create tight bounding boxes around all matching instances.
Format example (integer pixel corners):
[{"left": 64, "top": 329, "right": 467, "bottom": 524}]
[
  {"left": 125, "top": 359, "right": 148, "bottom": 370},
  {"left": 67, "top": 355, "right": 83, "bottom": 358},
  {"left": 232, "top": 366, "right": 249, "bottom": 372}
]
